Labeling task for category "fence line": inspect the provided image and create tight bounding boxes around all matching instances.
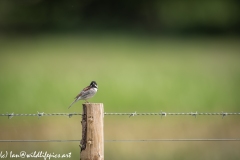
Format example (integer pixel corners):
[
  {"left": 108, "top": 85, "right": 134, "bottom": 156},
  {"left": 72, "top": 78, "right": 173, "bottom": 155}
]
[
  {"left": 0, "top": 112, "right": 240, "bottom": 119},
  {"left": 105, "top": 139, "right": 240, "bottom": 142},
  {"left": 0, "top": 139, "right": 240, "bottom": 143}
]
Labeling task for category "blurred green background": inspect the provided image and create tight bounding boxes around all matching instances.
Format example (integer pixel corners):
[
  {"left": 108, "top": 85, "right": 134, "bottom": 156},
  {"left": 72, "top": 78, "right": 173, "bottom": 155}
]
[{"left": 0, "top": 0, "right": 240, "bottom": 160}]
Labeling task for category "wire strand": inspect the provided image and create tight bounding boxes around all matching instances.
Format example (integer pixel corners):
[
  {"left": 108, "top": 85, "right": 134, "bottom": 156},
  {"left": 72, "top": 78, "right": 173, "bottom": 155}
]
[
  {"left": 0, "top": 139, "right": 240, "bottom": 143},
  {"left": 1, "top": 112, "right": 240, "bottom": 119},
  {"left": 105, "top": 139, "right": 240, "bottom": 142}
]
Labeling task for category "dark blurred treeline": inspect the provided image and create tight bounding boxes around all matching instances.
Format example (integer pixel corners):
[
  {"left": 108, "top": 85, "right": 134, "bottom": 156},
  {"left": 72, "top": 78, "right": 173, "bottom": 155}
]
[{"left": 0, "top": 0, "right": 239, "bottom": 35}]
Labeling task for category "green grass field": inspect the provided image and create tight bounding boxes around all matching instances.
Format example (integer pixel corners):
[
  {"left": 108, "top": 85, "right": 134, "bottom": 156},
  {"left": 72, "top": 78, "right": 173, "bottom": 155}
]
[{"left": 0, "top": 33, "right": 240, "bottom": 159}]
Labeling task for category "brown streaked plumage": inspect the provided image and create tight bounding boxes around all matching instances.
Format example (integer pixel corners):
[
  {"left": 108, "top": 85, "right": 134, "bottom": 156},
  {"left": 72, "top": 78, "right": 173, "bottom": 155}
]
[{"left": 68, "top": 81, "right": 98, "bottom": 109}]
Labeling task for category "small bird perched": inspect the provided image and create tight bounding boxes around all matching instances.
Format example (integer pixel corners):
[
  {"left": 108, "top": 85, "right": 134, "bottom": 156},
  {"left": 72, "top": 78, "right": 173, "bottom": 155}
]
[{"left": 68, "top": 81, "right": 98, "bottom": 109}]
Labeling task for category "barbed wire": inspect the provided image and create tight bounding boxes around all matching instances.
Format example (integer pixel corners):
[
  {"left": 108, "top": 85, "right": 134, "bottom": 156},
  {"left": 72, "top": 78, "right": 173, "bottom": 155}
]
[
  {"left": 0, "top": 139, "right": 240, "bottom": 143},
  {"left": 1, "top": 112, "right": 240, "bottom": 143},
  {"left": 0, "top": 112, "right": 82, "bottom": 119},
  {"left": 0, "top": 111, "right": 240, "bottom": 119}
]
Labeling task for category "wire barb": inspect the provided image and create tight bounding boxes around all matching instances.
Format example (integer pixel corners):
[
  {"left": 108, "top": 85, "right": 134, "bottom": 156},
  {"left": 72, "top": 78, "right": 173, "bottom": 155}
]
[
  {"left": 68, "top": 113, "right": 74, "bottom": 118},
  {"left": 8, "top": 112, "right": 14, "bottom": 119},
  {"left": 129, "top": 111, "right": 137, "bottom": 118},
  {"left": 191, "top": 111, "right": 197, "bottom": 118},
  {"left": 160, "top": 110, "right": 167, "bottom": 118},
  {"left": 222, "top": 112, "right": 227, "bottom": 119},
  {"left": 37, "top": 111, "right": 44, "bottom": 118}
]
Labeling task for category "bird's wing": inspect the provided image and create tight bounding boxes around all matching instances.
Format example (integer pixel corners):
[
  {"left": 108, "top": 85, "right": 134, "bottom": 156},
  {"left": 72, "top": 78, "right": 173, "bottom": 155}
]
[
  {"left": 69, "top": 86, "right": 92, "bottom": 109},
  {"left": 75, "top": 86, "right": 91, "bottom": 99}
]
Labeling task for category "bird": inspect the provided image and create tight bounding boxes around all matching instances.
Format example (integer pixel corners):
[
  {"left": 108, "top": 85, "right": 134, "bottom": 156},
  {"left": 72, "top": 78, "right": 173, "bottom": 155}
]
[{"left": 68, "top": 81, "right": 98, "bottom": 109}]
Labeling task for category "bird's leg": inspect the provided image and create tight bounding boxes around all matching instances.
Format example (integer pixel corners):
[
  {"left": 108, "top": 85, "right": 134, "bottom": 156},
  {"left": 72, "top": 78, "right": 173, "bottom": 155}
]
[{"left": 85, "top": 100, "right": 89, "bottom": 103}]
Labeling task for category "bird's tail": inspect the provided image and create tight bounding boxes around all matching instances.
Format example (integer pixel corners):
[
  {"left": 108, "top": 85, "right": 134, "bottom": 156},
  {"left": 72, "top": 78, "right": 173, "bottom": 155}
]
[{"left": 68, "top": 99, "right": 77, "bottom": 109}]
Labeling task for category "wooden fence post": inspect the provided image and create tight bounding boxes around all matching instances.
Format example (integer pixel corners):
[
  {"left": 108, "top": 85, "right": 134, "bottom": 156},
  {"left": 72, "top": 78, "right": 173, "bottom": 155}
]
[{"left": 80, "top": 103, "right": 104, "bottom": 160}]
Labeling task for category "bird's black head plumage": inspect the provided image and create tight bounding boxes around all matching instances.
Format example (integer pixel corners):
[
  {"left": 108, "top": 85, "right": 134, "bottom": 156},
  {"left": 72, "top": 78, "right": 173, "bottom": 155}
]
[{"left": 90, "top": 81, "right": 98, "bottom": 88}]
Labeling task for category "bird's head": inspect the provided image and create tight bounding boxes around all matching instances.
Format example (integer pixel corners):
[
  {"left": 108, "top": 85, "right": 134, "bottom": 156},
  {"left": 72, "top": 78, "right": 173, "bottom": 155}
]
[{"left": 90, "top": 81, "right": 98, "bottom": 89}]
